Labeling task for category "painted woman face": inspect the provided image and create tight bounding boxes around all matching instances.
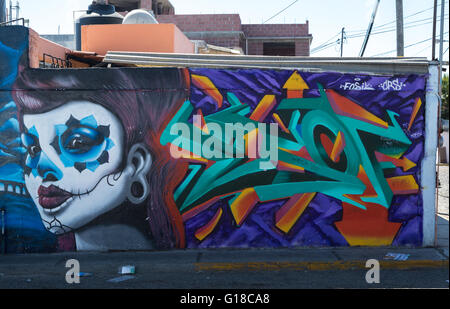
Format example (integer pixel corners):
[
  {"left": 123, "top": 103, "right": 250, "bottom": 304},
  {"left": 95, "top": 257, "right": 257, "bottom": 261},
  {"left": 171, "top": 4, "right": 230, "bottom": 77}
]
[{"left": 22, "top": 101, "right": 128, "bottom": 234}]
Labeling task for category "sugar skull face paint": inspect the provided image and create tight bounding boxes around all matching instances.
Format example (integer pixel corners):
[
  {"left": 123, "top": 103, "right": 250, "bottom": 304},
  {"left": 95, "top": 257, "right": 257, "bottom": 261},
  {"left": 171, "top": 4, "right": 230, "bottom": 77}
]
[
  {"left": 22, "top": 101, "right": 128, "bottom": 234},
  {"left": 51, "top": 114, "right": 114, "bottom": 173}
]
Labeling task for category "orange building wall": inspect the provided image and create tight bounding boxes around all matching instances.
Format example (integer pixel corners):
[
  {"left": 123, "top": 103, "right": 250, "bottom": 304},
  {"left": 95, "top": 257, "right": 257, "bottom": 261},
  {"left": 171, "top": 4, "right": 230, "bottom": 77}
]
[
  {"left": 81, "top": 24, "right": 194, "bottom": 55},
  {"left": 28, "top": 29, "right": 71, "bottom": 68},
  {"left": 173, "top": 24, "right": 195, "bottom": 54}
]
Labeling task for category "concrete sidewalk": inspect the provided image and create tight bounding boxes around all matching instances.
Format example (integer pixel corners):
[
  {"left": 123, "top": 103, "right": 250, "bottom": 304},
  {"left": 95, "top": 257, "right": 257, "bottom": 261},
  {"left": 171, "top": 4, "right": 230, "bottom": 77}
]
[
  {"left": 437, "top": 164, "right": 449, "bottom": 258},
  {"left": 0, "top": 246, "right": 448, "bottom": 289},
  {"left": 0, "top": 246, "right": 447, "bottom": 271}
]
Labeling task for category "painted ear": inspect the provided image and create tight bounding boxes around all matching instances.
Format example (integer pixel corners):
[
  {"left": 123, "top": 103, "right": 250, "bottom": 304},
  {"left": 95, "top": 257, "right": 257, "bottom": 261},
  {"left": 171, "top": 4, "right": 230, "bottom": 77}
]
[
  {"left": 127, "top": 143, "right": 152, "bottom": 177},
  {"left": 126, "top": 143, "right": 152, "bottom": 205}
]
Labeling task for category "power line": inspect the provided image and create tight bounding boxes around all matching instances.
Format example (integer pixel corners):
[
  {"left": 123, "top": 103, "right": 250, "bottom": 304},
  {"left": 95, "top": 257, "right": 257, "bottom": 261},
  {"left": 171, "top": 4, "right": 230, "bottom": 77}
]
[
  {"left": 311, "top": 16, "right": 449, "bottom": 55},
  {"left": 347, "top": 14, "right": 448, "bottom": 38},
  {"left": 312, "top": 32, "right": 341, "bottom": 48},
  {"left": 371, "top": 31, "right": 449, "bottom": 57},
  {"left": 263, "top": 0, "right": 299, "bottom": 24},
  {"left": 413, "top": 43, "right": 434, "bottom": 56},
  {"left": 311, "top": 31, "right": 350, "bottom": 54},
  {"left": 310, "top": 32, "right": 341, "bottom": 52},
  {"left": 311, "top": 3, "right": 449, "bottom": 56},
  {"left": 347, "top": 1, "right": 448, "bottom": 34},
  {"left": 347, "top": 15, "right": 448, "bottom": 39},
  {"left": 311, "top": 40, "right": 340, "bottom": 53}
]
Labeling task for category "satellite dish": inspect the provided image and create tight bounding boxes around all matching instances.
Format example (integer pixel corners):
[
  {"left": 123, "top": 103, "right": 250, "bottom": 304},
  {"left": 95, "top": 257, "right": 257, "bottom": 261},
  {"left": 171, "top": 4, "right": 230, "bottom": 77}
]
[{"left": 123, "top": 9, "right": 158, "bottom": 24}]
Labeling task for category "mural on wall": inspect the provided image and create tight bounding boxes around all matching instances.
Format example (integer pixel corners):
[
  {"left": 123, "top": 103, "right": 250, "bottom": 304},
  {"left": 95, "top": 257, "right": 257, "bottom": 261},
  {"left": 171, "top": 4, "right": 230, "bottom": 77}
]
[
  {"left": 0, "top": 27, "right": 56, "bottom": 253},
  {"left": 163, "top": 69, "right": 426, "bottom": 248},
  {"left": 13, "top": 68, "right": 190, "bottom": 251},
  {"left": 1, "top": 28, "right": 427, "bottom": 252}
]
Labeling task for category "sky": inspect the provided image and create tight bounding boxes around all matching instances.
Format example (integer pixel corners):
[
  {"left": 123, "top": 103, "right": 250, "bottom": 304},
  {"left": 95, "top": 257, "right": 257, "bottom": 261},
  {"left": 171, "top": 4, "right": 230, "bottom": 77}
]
[{"left": 12, "top": 0, "right": 450, "bottom": 60}]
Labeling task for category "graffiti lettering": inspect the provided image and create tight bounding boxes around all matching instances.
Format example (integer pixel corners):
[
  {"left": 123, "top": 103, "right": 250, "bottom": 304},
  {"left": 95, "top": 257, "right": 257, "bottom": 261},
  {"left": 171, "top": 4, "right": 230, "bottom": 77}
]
[
  {"left": 168, "top": 114, "right": 279, "bottom": 169},
  {"left": 340, "top": 78, "right": 375, "bottom": 91},
  {"left": 161, "top": 82, "right": 414, "bottom": 214},
  {"left": 378, "top": 79, "right": 406, "bottom": 91}
]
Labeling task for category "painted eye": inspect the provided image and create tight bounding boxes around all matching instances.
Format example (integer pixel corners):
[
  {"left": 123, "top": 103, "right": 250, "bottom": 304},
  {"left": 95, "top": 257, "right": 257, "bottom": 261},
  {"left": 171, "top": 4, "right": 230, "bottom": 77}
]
[
  {"left": 66, "top": 135, "right": 86, "bottom": 149},
  {"left": 61, "top": 127, "right": 104, "bottom": 155},
  {"left": 22, "top": 133, "right": 41, "bottom": 158},
  {"left": 29, "top": 145, "right": 41, "bottom": 158}
]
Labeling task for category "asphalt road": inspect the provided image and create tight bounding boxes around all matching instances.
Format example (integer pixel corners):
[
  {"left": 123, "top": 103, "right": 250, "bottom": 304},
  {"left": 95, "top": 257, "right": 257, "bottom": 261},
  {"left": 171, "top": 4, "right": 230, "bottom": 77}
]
[
  {"left": 0, "top": 248, "right": 448, "bottom": 289},
  {"left": 2, "top": 267, "right": 447, "bottom": 289},
  {"left": 0, "top": 269, "right": 449, "bottom": 291}
]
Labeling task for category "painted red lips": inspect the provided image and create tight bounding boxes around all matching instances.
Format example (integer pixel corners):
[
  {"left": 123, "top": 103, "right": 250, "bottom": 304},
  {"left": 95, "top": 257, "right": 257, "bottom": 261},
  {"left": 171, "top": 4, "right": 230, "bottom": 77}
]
[{"left": 38, "top": 185, "right": 72, "bottom": 209}]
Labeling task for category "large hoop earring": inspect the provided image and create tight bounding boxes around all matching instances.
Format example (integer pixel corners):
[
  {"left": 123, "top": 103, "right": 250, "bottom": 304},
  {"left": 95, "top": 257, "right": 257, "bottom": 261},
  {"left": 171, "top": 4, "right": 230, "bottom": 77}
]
[{"left": 127, "top": 178, "right": 149, "bottom": 205}]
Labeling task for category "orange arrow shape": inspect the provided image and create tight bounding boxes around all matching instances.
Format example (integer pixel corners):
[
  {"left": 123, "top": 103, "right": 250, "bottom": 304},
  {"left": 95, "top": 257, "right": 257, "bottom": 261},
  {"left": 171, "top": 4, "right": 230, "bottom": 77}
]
[
  {"left": 335, "top": 202, "right": 402, "bottom": 246},
  {"left": 249, "top": 95, "right": 277, "bottom": 122},
  {"left": 375, "top": 151, "right": 416, "bottom": 172},
  {"left": 408, "top": 97, "right": 422, "bottom": 131},
  {"left": 283, "top": 71, "right": 309, "bottom": 98},
  {"left": 195, "top": 207, "right": 223, "bottom": 241},
  {"left": 326, "top": 90, "right": 388, "bottom": 129},
  {"left": 230, "top": 188, "right": 259, "bottom": 226},
  {"left": 191, "top": 74, "right": 223, "bottom": 108},
  {"left": 275, "top": 192, "right": 316, "bottom": 234}
]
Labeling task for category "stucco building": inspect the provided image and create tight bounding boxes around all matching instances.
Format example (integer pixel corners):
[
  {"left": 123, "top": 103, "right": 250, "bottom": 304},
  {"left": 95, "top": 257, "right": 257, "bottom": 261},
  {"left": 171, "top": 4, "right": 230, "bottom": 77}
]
[{"left": 107, "top": 0, "right": 312, "bottom": 56}]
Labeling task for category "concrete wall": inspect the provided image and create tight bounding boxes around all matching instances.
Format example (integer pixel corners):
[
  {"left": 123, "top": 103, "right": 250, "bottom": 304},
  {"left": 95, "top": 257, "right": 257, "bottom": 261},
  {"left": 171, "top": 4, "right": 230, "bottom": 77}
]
[
  {"left": 157, "top": 14, "right": 311, "bottom": 55},
  {"left": 242, "top": 23, "right": 310, "bottom": 37},
  {"left": 243, "top": 23, "right": 311, "bottom": 56},
  {"left": 157, "top": 14, "right": 242, "bottom": 32},
  {"left": 157, "top": 14, "right": 244, "bottom": 50},
  {"left": 29, "top": 29, "right": 72, "bottom": 68},
  {"left": 0, "top": 26, "right": 432, "bottom": 253}
]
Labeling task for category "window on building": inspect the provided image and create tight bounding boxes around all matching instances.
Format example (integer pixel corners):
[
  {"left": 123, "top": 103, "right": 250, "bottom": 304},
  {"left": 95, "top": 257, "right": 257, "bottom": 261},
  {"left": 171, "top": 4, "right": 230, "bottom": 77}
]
[{"left": 263, "top": 42, "right": 295, "bottom": 56}]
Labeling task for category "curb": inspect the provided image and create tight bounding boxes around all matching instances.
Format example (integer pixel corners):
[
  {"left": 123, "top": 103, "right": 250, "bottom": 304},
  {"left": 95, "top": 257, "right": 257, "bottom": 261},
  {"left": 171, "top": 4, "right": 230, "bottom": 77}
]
[{"left": 195, "top": 260, "right": 449, "bottom": 271}]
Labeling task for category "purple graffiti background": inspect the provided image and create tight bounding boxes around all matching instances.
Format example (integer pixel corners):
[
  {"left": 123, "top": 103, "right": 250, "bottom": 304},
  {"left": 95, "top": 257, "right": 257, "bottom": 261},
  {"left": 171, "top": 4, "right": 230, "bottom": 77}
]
[{"left": 184, "top": 68, "right": 427, "bottom": 248}]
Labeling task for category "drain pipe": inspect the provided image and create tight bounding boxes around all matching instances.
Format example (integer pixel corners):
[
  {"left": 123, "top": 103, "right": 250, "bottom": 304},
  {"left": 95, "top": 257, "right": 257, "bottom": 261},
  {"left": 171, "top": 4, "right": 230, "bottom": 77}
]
[{"left": 1, "top": 208, "right": 5, "bottom": 254}]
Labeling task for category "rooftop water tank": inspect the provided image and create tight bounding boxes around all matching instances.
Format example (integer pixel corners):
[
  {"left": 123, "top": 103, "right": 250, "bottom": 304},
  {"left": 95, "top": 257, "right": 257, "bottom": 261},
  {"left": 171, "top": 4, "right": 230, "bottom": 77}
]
[
  {"left": 122, "top": 9, "right": 158, "bottom": 24},
  {"left": 75, "top": 1, "right": 124, "bottom": 51}
]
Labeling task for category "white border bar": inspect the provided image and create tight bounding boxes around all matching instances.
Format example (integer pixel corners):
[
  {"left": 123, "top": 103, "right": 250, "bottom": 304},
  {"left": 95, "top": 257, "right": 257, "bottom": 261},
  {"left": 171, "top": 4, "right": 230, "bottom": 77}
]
[{"left": 422, "top": 63, "right": 439, "bottom": 247}]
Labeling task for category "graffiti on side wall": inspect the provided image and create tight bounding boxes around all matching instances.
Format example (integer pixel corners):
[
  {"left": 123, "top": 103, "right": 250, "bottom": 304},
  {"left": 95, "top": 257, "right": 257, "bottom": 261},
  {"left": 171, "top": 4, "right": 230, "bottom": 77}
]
[
  {"left": 1, "top": 27, "right": 56, "bottom": 253},
  {"left": 163, "top": 69, "right": 425, "bottom": 248},
  {"left": 1, "top": 29, "right": 426, "bottom": 252}
]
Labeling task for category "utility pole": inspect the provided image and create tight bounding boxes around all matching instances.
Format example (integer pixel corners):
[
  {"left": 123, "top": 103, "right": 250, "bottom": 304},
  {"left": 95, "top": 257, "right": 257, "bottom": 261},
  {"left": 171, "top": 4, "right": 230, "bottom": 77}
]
[
  {"left": 439, "top": 0, "right": 445, "bottom": 94},
  {"left": 14, "top": 0, "right": 18, "bottom": 21},
  {"left": 396, "top": 0, "right": 404, "bottom": 57},
  {"left": 340, "top": 27, "right": 345, "bottom": 57},
  {"left": 8, "top": 0, "right": 19, "bottom": 24},
  {"left": 0, "top": 0, "right": 5, "bottom": 23},
  {"left": 432, "top": 0, "right": 438, "bottom": 59}
]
